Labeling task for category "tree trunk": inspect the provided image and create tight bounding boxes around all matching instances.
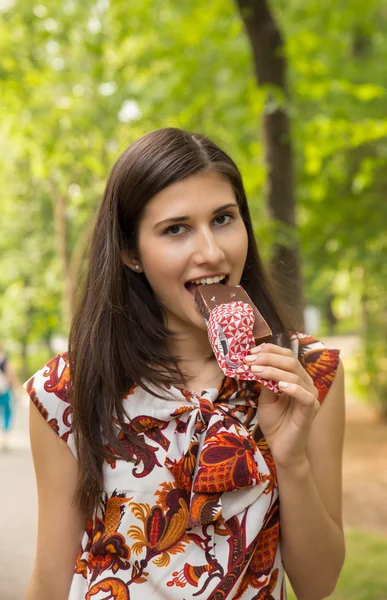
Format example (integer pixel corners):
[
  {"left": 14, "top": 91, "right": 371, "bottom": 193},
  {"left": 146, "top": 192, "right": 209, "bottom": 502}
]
[
  {"left": 20, "top": 334, "right": 29, "bottom": 382},
  {"left": 324, "top": 295, "right": 338, "bottom": 336},
  {"left": 50, "top": 182, "right": 72, "bottom": 328},
  {"left": 68, "top": 218, "right": 94, "bottom": 312},
  {"left": 43, "top": 334, "right": 55, "bottom": 356},
  {"left": 235, "top": 0, "right": 304, "bottom": 329}
]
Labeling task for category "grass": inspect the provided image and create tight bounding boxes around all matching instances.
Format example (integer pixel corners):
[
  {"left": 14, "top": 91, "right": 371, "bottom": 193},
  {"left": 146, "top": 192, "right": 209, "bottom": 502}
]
[{"left": 287, "top": 529, "right": 387, "bottom": 600}]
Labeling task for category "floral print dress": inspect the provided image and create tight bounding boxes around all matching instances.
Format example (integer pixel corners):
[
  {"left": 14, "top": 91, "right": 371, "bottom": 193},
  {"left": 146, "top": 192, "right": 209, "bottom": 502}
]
[{"left": 25, "top": 333, "right": 340, "bottom": 600}]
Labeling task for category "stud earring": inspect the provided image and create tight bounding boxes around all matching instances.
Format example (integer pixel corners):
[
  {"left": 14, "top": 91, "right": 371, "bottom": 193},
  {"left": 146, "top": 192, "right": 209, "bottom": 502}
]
[{"left": 135, "top": 264, "right": 139, "bottom": 271}]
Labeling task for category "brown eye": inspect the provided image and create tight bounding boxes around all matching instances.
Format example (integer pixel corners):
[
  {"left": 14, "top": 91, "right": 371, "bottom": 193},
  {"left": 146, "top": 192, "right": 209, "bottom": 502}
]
[
  {"left": 214, "top": 214, "right": 233, "bottom": 226},
  {"left": 165, "top": 224, "right": 185, "bottom": 236}
]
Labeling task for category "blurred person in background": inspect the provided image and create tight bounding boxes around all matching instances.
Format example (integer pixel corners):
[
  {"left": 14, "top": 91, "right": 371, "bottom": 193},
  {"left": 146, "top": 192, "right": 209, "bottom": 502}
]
[
  {"left": 0, "top": 343, "right": 16, "bottom": 451},
  {"left": 24, "top": 128, "right": 345, "bottom": 600}
]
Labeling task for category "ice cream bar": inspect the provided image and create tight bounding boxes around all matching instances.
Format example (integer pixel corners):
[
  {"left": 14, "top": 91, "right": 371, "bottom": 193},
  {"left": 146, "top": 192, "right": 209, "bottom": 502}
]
[
  {"left": 195, "top": 283, "right": 280, "bottom": 393},
  {"left": 195, "top": 283, "right": 272, "bottom": 344}
]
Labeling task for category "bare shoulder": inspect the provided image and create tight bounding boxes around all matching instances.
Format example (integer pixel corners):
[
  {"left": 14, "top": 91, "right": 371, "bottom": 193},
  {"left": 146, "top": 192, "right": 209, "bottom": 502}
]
[
  {"left": 27, "top": 402, "right": 85, "bottom": 598},
  {"left": 306, "top": 359, "right": 345, "bottom": 529}
]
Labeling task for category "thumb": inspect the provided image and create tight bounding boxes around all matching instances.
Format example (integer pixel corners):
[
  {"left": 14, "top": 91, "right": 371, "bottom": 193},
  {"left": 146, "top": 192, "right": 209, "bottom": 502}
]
[{"left": 258, "top": 386, "right": 281, "bottom": 406}]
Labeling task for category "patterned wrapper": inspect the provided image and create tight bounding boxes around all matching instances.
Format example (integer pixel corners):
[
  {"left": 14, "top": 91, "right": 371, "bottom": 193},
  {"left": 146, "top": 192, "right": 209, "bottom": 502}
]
[{"left": 207, "top": 301, "right": 281, "bottom": 394}]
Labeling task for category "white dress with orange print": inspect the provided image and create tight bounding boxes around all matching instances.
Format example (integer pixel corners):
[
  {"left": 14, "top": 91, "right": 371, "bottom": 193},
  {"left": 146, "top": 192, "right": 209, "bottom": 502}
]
[{"left": 25, "top": 333, "right": 340, "bottom": 600}]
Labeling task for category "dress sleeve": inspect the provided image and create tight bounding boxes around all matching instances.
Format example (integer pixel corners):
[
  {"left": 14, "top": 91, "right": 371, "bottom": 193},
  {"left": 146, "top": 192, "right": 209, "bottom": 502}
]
[
  {"left": 291, "top": 333, "right": 341, "bottom": 404},
  {"left": 23, "top": 352, "right": 76, "bottom": 457}
]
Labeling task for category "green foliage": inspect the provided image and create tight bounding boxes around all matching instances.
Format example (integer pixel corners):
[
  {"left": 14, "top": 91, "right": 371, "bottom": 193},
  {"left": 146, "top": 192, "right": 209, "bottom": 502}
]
[
  {"left": 0, "top": 0, "right": 386, "bottom": 405},
  {"left": 275, "top": 1, "right": 387, "bottom": 407},
  {"left": 0, "top": 0, "right": 266, "bottom": 355}
]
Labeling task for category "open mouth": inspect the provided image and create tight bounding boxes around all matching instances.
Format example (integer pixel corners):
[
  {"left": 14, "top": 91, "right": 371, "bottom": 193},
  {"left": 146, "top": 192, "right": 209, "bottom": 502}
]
[{"left": 185, "top": 274, "right": 229, "bottom": 297}]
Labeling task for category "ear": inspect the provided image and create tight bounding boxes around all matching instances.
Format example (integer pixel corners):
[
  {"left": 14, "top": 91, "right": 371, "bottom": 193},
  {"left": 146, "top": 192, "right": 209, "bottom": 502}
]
[{"left": 122, "top": 250, "right": 143, "bottom": 273}]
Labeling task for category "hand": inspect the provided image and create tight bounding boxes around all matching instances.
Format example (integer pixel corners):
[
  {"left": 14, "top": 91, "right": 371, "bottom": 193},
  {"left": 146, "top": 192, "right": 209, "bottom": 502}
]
[{"left": 244, "top": 343, "right": 319, "bottom": 470}]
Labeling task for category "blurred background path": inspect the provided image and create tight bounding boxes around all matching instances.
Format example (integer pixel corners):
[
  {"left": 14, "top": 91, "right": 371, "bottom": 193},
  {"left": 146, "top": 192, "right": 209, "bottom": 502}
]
[
  {"left": 1, "top": 335, "right": 386, "bottom": 600},
  {"left": 0, "top": 393, "right": 37, "bottom": 600}
]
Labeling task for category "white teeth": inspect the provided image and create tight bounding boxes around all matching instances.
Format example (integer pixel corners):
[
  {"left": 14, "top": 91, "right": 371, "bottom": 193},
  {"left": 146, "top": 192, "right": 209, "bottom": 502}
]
[{"left": 191, "top": 275, "right": 226, "bottom": 285}]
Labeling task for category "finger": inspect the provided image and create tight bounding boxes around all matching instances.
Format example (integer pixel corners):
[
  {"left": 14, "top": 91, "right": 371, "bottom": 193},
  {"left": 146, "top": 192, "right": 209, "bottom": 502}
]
[
  {"left": 278, "top": 382, "right": 320, "bottom": 421},
  {"left": 249, "top": 343, "right": 295, "bottom": 357},
  {"left": 249, "top": 364, "right": 316, "bottom": 394},
  {"left": 245, "top": 351, "right": 314, "bottom": 387},
  {"left": 250, "top": 364, "right": 299, "bottom": 384},
  {"left": 245, "top": 351, "right": 299, "bottom": 373},
  {"left": 258, "top": 387, "right": 282, "bottom": 406}
]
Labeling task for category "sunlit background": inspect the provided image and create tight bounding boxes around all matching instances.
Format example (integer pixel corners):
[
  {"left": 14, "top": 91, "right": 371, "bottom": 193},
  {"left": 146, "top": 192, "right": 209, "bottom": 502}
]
[{"left": 0, "top": 0, "right": 386, "bottom": 598}]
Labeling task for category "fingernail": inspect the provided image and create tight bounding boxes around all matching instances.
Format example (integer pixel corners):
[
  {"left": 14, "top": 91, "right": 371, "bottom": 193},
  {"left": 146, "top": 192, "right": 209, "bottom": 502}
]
[
  {"left": 278, "top": 381, "right": 288, "bottom": 389},
  {"left": 250, "top": 345, "right": 263, "bottom": 353},
  {"left": 244, "top": 355, "right": 255, "bottom": 363}
]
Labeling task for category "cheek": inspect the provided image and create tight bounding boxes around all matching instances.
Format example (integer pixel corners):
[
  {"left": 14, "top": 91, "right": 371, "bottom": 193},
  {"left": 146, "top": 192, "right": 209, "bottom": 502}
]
[
  {"left": 139, "top": 238, "right": 187, "bottom": 287},
  {"left": 229, "top": 226, "right": 248, "bottom": 263}
]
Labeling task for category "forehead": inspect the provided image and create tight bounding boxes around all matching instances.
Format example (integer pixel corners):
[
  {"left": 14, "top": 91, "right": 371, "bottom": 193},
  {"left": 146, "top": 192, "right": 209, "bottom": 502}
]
[{"left": 141, "top": 171, "right": 236, "bottom": 223}]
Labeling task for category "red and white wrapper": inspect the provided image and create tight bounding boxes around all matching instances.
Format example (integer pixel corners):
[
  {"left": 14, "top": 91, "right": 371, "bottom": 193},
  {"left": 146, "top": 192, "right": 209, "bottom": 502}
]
[{"left": 206, "top": 301, "right": 281, "bottom": 394}]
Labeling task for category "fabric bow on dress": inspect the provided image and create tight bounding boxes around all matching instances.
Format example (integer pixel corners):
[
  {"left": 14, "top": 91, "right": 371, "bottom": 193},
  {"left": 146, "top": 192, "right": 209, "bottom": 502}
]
[{"left": 164, "top": 390, "right": 272, "bottom": 528}]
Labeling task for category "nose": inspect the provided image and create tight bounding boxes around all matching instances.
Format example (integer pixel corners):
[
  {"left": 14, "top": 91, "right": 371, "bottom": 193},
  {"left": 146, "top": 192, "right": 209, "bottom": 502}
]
[{"left": 192, "top": 227, "right": 226, "bottom": 266}]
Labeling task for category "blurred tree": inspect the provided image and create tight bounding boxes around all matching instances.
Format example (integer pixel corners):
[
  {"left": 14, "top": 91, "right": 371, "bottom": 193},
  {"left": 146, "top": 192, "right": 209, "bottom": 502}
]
[
  {"left": 0, "top": 0, "right": 387, "bottom": 412},
  {"left": 275, "top": 0, "right": 387, "bottom": 414},
  {"left": 236, "top": 0, "right": 304, "bottom": 329}
]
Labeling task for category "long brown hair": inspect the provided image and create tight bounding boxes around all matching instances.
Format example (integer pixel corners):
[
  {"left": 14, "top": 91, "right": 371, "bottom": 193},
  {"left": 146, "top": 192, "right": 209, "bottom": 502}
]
[{"left": 69, "top": 127, "right": 293, "bottom": 519}]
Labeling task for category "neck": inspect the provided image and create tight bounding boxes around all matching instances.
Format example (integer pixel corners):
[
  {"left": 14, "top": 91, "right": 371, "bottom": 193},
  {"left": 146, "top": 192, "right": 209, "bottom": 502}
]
[
  {"left": 172, "top": 329, "right": 214, "bottom": 360},
  {"left": 167, "top": 326, "right": 220, "bottom": 380}
]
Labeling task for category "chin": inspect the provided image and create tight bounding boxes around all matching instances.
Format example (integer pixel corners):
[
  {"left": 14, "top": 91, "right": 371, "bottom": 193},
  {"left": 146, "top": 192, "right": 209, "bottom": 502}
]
[
  {"left": 184, "top": 312, "right": 209, "bottom": 333},
  {"left": 195, "top": 319, "right": 209, "bottom": 332}
]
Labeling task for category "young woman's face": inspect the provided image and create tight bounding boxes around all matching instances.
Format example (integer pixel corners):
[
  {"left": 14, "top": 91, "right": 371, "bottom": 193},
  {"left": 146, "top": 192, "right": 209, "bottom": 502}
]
[{"left": 136, "top": 170, "right": 249, "bottom": 334}]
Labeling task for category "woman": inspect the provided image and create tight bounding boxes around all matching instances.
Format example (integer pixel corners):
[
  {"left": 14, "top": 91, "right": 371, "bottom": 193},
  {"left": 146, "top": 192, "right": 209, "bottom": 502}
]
[
  {"left": 25, "top": 128, "right": 345, "bottom": 600},
  {"left": 0, "top": 346, "right": 16, "bottom": 451}
]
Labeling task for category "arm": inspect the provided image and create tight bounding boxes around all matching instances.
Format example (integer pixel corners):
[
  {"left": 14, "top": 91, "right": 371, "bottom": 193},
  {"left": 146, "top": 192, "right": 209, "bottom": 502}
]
[
  {"left": 25, "top": 403, "right": 85, "bottom": 600},
  {"left": 278, "top": 360, "right": 345, "bottom": 600},
  {"left": 245, "top": 343, "right": 345, "bottom": 599}
]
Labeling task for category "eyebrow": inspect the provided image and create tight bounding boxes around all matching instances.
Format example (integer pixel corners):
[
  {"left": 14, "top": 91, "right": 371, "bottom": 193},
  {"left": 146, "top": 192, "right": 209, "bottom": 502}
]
[{"left": 153, "top": 203, "right": 239, "bottom": 230}]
